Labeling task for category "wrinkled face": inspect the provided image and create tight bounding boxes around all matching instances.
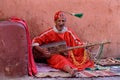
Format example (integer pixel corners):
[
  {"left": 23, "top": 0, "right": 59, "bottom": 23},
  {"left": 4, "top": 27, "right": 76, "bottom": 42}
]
[
  {"left": 54, "top": 11, "right": 66, "bottom": 31},
  {"left": 55, "top": 16, "right": 66, "bottom": 31}
]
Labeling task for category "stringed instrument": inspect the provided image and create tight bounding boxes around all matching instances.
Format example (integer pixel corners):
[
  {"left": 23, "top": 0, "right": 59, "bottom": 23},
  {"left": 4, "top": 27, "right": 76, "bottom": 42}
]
[
  {"left": 40, "top": 41, "right": 110, "bottom": 53},
  {"left": 32, "top": 40, "right": 110, "bottom": 60}
]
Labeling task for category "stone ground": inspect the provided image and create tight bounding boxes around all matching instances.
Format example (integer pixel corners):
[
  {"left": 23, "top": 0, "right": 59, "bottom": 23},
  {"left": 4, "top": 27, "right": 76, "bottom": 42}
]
[{"left": 1, "top": 76, "right": 120, "bottom": 80}]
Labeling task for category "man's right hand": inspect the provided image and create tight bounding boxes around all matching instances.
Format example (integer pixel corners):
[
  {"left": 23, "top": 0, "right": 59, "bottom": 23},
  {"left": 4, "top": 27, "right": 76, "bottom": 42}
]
[{"left": 33, "top": 46, "right": 51, "bottom": 58}]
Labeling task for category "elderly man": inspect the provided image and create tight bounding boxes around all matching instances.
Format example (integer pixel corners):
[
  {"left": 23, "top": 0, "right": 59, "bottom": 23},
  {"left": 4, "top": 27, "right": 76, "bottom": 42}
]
[{"left": 32, "top": 11, "right": 94, "bottom": 77}]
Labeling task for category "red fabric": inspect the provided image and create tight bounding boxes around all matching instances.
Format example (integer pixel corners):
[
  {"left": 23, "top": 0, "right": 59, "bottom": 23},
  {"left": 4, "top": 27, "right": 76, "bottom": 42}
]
[
  {"left": 9, "top": 17, "right": 37, "bottom": 76},
  {"left": 32, "top": 27, "right": 94, "bottom": 71}
]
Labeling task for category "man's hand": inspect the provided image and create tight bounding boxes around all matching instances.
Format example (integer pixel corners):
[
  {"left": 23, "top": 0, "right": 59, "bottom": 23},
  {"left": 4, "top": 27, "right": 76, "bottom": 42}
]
[
  {"left": 34, "top": 46, "right": 51, "bottom": 58},
  {"left": 41, "top": 47, "right": 51, "bottom": 58}
]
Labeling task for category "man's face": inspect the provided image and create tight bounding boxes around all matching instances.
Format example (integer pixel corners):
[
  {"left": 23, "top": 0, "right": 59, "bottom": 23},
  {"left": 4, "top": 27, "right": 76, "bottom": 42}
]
[{"left": 55, "top": 17, "right": 66, "bottom": 31}]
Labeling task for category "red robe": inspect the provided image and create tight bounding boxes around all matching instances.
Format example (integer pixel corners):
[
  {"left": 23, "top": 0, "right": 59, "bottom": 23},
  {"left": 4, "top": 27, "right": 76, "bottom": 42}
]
[{"left": 32, "top": 27, "right": 94, "bottom": 71}]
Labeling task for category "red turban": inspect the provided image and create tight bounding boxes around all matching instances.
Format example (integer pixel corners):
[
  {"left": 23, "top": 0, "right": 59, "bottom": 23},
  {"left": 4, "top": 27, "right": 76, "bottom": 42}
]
[{"left": 54, "top": 11, "right": 66, "bottom": 21}]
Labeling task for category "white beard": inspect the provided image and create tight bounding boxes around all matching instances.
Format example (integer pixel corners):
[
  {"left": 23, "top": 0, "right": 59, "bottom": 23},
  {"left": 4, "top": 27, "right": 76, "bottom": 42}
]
[{"left": 53, "top": 26, "right": 67, "bottom": 33}]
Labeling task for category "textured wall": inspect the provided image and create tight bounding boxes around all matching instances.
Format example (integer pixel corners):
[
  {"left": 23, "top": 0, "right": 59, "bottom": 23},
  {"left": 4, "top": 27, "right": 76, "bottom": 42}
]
[{"left": 0, "top": 0, "right": 120, "bottom": 58}]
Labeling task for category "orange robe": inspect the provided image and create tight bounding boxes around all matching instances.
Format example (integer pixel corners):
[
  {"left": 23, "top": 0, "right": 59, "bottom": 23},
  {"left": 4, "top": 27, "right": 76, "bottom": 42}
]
[{"left": 32, "top": 27, "right": 94, "bottom": 71}]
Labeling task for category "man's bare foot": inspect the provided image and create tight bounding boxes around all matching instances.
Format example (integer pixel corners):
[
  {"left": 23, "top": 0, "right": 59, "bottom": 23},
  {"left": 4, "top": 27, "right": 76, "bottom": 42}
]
[
  {"left": 70, "top": 69, "right": 81, "bottom": 77},
  {"left": 63, "top": 65, "right": 81, "bottom": 77},
  {"left": 74, "top": 72, "right": 81, "bottom": 77}
]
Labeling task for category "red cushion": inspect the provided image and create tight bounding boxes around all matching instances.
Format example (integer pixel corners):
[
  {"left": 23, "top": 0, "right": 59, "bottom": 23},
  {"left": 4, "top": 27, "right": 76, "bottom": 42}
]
[{"left": 0, "top": 21, "right": 28, "bottom": 77}]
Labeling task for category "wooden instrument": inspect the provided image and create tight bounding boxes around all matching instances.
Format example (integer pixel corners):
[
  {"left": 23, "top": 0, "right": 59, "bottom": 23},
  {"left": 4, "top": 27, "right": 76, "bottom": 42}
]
[{"left": 40, "top": 40, "right": 111, "bottom": 54}]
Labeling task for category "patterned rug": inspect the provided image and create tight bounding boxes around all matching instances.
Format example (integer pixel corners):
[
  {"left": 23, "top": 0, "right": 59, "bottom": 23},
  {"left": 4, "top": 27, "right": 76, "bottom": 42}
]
[{"left": 35, "top": 63, "right": 120, "bottom": 78}]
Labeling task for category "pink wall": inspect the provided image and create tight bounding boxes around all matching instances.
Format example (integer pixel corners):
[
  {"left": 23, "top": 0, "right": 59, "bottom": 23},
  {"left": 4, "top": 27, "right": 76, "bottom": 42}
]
[{"left": 0, "top": 0, "right": 120, "bottom": 58}]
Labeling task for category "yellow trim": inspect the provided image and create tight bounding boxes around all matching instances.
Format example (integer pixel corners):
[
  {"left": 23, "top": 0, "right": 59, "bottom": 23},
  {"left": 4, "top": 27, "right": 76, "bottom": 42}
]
[{"left": 70, "top": 50, "right": 88, "bottom": 66}]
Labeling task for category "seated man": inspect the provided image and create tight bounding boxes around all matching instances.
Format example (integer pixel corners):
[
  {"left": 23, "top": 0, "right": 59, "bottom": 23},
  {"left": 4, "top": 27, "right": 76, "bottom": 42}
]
[{"left": 32, "top": 11, "right": 94, "bottom": 77}]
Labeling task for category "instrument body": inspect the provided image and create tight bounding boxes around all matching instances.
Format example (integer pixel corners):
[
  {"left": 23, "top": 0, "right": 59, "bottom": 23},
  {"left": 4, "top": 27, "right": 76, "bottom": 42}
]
[{"left": 40, "top": 41, "right": 67, "bottom": 54}]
